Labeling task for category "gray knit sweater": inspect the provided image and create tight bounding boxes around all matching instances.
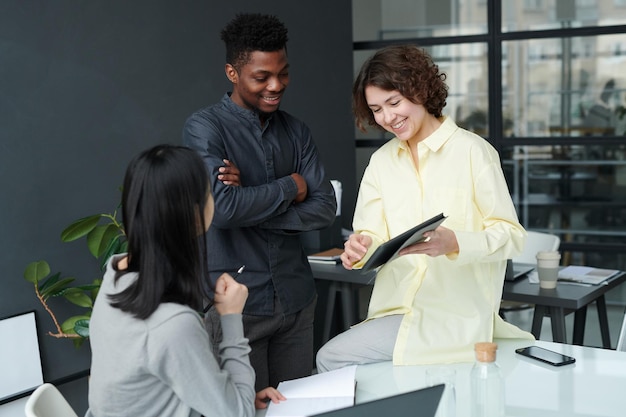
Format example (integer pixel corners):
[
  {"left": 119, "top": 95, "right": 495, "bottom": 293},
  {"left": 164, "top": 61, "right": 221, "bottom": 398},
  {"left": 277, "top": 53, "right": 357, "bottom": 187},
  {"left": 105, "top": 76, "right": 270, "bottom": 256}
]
[{"left": 85, "top": 255, "right": 255, "bottom": 417}]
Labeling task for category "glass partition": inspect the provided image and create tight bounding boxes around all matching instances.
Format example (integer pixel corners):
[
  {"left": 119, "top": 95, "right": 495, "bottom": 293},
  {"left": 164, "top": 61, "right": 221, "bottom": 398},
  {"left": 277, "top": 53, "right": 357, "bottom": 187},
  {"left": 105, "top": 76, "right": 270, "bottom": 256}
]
[
  {"left": 353, "top": 0, "right": 488, "bottom": 42},
  {"left": 502, "top": 144, "right": 626, "bottom": 267},
  {"left": 502, "top": 0, "right": 626, "bottom": 32},
  {"left": 502, "top": 34, "right": 626, "bottom": 138}
]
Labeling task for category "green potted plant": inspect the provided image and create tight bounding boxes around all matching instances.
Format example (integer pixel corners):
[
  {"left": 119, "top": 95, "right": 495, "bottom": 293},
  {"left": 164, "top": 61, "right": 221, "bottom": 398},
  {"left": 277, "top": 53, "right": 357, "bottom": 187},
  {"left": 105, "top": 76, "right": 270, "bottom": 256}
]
[{"left": 23, "top": 207, "right": 126, "bottom": 347}]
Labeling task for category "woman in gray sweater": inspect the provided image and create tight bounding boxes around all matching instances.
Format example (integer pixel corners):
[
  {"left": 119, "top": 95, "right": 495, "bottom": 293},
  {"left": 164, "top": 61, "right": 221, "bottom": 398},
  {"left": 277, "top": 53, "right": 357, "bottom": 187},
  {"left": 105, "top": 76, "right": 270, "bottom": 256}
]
[{"left": 85, "top": 145, "right": 283, "bottom": 417}]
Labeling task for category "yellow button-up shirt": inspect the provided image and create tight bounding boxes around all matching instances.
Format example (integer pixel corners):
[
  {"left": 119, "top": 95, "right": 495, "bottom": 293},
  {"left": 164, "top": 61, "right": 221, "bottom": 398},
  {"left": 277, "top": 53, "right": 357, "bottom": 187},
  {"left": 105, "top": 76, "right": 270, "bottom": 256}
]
[{"left": 353, "top": 117, "right": 533, "bottom": 365}]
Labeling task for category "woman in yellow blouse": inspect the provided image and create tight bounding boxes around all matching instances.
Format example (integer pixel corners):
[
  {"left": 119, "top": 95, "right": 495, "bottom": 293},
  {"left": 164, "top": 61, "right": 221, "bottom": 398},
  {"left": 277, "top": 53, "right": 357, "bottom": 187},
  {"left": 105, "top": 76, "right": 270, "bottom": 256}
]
[{"left": 316, "top": 45, "right": 533, "bottom": 372}]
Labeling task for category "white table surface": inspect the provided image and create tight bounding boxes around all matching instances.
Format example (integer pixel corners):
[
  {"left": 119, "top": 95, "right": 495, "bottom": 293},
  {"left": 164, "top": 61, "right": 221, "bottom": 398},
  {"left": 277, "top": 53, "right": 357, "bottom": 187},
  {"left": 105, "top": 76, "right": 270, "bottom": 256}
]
[
  {"left": 256, "top": 339, "right": 626, "bottom": 417},
  {"left": 257, "top": 338, "right": 626, "bottom": 417},
  {"left": 355, "top": 338, "right": 626, "bottom": 417}
]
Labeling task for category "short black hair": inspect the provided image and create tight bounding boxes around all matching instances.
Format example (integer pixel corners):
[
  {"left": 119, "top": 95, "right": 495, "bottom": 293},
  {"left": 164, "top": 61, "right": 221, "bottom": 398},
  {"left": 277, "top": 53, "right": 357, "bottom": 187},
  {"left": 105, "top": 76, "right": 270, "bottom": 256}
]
[
  {"left": 221, "top": 13, "right": 288, "bottom": 69},
  {"left": 110, "top": 145, "right": 210, "bottom": 319}
]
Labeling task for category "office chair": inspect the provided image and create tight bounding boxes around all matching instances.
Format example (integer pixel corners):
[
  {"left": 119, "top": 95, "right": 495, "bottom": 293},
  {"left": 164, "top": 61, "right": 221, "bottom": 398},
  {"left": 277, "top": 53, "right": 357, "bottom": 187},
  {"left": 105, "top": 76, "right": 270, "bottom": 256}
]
[
  {"left": 24, "top": 383, "right": 79, "bottom": 417},
  {"left": 500, "top": 231, "right": 561, "bottom": 320},
  {"left": 617, "top": 309, "right": 626, "bottom": 352}
]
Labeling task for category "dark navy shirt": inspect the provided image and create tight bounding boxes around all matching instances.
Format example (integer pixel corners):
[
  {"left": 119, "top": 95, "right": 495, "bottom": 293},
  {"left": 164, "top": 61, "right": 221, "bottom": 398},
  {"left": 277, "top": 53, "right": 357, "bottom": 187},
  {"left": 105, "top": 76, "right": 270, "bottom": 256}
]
[{"left": 183, "top": 94, "right": 337, "bottom": 316}]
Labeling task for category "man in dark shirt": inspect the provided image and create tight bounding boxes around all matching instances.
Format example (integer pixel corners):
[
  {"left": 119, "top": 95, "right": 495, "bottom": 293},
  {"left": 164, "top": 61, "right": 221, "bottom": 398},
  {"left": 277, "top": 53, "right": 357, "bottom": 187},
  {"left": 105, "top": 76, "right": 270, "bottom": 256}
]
[{"left": 183, "top": 13, "right": 337, "bottom": 391}]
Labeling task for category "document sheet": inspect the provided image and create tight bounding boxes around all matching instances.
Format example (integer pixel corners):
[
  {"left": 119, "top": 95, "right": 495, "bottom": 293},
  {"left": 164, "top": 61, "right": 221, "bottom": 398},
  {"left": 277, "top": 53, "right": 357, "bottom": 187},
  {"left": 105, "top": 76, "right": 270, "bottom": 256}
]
[
  {"left": 266, "top": 365, "right": 357, "bottom": 417},
  {"left": 558, "top": 266, "right": 620, "bottom": 285}
]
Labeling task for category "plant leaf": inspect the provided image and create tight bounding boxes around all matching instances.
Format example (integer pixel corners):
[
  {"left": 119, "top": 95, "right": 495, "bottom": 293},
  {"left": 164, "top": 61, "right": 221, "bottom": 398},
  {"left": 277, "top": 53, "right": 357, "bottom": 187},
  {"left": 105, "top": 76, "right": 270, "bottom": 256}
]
[
  {"left": 61, "top": 215, "right": 101, "bottom": 242},
  {"left": 87, "top": 224, "right": 120, "bottom": 258},
  {"left": 38, "top": 272, "right": 61, "bottom": 293},
  {"left": 73, "top": 284, "right": 100, "bottom": 291},
  {"left": 74, "top": 319, "right": 90, "bottom": 338},
  {"left": 24, "top": 261, "right": 50, "bottom": 284},
  {"left": 90, "top": 279, "right": 102, "bottom": 300},
  {"left": 63, "top": 288, "right": 93, "bottom": 308},
  {"left": 41, "top": 277, "right": 76, "bottom": 299},
  {"left": 61, "top": 314, "right": 90, "bottom": 335},
  {"left": 99, "top": 235, "right": 124, "bottom": 270}
]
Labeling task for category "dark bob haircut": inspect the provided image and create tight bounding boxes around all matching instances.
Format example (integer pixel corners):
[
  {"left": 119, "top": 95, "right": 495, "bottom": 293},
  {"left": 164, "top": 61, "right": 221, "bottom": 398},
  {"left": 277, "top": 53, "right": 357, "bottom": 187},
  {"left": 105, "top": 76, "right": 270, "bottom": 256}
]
[
  {"left": 109, "top": 145, "right": 210, "bottom": 319},
  {"left": 352, "top": 45, "right": 448, "bottom": 132},
  {"left": 221, "top": 13, "right": 289, "bottom": 70}
]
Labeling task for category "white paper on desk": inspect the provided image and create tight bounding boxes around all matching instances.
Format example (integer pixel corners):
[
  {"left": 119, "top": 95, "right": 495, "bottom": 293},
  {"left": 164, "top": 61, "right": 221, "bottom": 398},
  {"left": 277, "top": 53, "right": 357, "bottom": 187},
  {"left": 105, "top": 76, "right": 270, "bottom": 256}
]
[
  {"left": 266, "top": 365, "right": 357, "bottom": 417},
  {"left": 558, "top": 266, "right": 619, "bottom": 285},
  {"left": 527, "top": 270, "right": 539, "bottom": 284}
]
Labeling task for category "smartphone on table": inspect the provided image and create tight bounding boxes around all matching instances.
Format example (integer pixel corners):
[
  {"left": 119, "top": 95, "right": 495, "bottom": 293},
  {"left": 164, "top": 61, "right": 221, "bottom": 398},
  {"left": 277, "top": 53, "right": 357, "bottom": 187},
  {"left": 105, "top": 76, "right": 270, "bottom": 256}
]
[{"left": 515, "top": 346, "right": 576, "bottom": 367}]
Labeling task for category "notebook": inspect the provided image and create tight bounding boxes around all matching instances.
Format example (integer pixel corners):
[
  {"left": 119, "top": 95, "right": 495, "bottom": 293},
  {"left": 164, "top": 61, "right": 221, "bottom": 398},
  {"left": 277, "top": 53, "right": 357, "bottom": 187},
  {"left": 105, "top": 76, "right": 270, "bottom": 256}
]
[
  {"left": 310, "top": 385, "right": 444, "bottom": 417},
  {"left": 505, "top": 259, "right": 535, "bottom": 281},
  {"left": 307, "top": 248, "right": 343, "bottom": 265}
]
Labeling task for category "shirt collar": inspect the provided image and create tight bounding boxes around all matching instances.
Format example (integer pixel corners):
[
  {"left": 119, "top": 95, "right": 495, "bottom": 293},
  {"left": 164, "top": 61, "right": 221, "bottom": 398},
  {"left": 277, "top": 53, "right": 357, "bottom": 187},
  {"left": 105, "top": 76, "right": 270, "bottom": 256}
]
[
  {"left": 222, "top": 93, "right": 275, "bottom": 125},
  {"left": 395, "top": 116, "right": 457, "bottom": 155}
]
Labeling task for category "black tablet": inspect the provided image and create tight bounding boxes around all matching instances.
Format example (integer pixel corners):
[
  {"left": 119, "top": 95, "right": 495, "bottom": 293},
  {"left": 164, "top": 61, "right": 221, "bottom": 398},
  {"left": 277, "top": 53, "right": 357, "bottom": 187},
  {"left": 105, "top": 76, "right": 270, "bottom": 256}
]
[{"left": 361, "top": 213, "right": 446, "bottom": 272}]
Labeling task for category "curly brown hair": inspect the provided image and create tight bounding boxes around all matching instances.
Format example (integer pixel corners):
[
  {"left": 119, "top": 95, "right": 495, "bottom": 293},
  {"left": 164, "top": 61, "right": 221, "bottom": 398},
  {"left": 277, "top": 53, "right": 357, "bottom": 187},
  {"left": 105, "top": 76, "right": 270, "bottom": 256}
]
[
  {"left": 221, "top": 13, "right": 289, "bottom": 70},
  {"left": 352, "top": 45, "right": 448, "bottom": 132}
]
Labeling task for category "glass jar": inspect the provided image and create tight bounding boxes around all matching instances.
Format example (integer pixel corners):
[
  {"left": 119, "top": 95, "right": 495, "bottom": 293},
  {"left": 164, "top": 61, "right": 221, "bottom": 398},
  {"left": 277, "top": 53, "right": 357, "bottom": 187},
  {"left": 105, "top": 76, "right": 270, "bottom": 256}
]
[{"left": 470, "top": 342, "right": 504, "bottom": 417}]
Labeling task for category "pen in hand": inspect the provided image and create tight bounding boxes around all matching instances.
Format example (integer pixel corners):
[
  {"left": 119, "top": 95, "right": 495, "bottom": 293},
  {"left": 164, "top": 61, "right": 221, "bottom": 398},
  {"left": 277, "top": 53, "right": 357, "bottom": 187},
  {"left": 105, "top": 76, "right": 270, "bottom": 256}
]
[
  {"left": 232, "top": 265, "right": 245, "bottom": 280},
  {"left": 203, "top": 265, "right": 245, "bottom": 314}
]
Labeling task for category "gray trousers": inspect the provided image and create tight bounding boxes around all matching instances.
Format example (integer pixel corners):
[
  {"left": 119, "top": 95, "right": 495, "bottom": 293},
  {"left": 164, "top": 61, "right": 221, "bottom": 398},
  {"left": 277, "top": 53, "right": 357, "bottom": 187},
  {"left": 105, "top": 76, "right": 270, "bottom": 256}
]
[{"left": 315, "top": 314, "right": 403, "bottom": 373}]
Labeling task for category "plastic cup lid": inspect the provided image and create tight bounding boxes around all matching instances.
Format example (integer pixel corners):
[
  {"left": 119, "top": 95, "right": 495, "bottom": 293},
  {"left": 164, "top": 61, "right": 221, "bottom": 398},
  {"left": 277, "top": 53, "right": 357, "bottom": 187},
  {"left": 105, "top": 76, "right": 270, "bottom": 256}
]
[{"left": 536, "top": 251, "right": 561, "bottom": 260}]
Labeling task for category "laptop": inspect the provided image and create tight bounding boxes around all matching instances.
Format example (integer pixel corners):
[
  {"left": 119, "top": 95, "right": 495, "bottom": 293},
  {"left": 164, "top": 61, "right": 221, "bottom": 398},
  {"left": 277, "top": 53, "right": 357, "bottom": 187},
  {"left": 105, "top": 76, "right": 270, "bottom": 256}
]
[
  {"left": 505, "top": 259, "right": 535, "bottom": 281},
  {"left": 311, "top": 384, "right": 444, "bottom": 417}
]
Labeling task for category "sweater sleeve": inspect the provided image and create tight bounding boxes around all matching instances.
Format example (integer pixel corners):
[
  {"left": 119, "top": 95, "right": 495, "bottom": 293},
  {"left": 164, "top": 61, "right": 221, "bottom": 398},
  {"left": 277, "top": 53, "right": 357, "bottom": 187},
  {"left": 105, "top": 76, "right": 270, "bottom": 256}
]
[{"left": 146, "top": 310, "right": 255, "bottom": 417}]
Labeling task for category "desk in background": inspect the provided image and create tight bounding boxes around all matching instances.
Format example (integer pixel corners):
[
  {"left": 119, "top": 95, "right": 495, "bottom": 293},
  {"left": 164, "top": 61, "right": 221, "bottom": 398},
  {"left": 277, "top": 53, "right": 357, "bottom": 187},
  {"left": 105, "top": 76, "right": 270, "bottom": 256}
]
[
  {"left": 502, "top": 272, "right": 626, "bottom": 348},
  {"left": 311, "top": 262, "right": 375, "bottom": 344}
]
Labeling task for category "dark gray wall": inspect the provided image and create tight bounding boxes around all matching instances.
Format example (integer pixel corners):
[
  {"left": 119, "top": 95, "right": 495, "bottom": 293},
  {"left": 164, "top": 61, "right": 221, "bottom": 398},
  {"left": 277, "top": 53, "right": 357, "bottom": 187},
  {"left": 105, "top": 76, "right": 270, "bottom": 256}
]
[{"left": 0, "top": 1, "right": 355, "bottom": 412}]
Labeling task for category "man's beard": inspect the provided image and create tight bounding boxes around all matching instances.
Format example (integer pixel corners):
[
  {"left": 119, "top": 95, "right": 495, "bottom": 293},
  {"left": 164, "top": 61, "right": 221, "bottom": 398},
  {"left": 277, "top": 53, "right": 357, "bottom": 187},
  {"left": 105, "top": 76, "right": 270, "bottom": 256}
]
[{"left": 258, "top": 108, "right": 276, "bottom": 120}]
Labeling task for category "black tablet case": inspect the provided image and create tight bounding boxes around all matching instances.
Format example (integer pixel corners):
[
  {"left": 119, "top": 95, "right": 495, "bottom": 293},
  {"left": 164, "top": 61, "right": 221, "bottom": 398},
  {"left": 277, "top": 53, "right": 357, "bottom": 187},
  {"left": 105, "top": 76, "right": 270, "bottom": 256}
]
[{"left": 361, "top": 213, "right": 446, "bottom": 272}]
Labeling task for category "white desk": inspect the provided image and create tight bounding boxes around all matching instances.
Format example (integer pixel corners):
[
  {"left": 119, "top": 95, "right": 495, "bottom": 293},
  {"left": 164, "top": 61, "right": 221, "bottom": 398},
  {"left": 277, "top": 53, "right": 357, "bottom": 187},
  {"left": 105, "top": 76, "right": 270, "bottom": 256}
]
[
  {"left": 356, "top": 338, "right": 626, "bottom": 417},
  {"left": 257, "top": 338, "right": 626, "bottom": 416}
]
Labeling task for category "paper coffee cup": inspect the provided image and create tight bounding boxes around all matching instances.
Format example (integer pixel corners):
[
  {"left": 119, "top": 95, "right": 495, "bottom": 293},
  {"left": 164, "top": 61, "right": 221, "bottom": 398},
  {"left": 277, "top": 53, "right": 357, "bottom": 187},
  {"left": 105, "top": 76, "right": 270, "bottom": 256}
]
[{"left": 536, "top": 251, "right": 560, "bottom": 289}]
